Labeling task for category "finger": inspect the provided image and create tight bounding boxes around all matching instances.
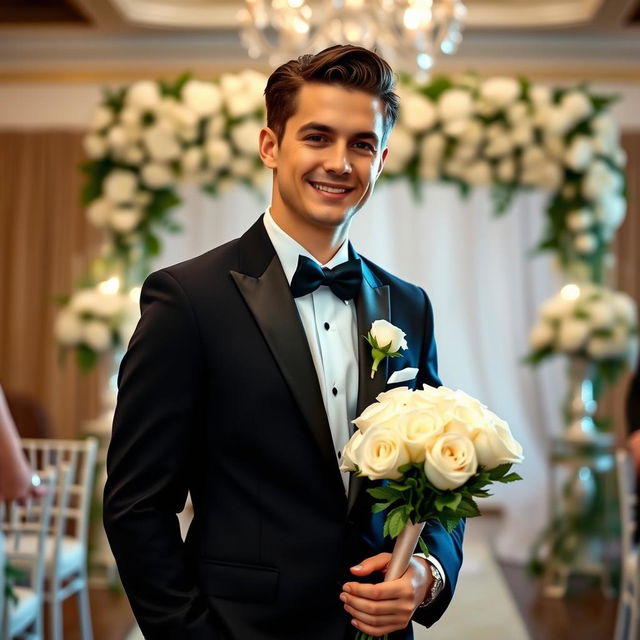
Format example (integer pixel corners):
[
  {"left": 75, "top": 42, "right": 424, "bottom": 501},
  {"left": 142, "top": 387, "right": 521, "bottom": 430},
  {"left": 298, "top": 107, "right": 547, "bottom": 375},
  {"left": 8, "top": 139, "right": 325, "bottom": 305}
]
[
  {"left": 341, "top": 590, "right": 399, "bottom": 616},
  {"left": 349, "top": 553, "right": 391, "bottom": 577},
  {"left": 343, "top": 577, "right": 409, "bottom": 601},
  {"left": 351, "top": 617, "right": 405, "bottom": 637},
  {"left": 344, "top": 603, "right": 400, "bottom": 628}
]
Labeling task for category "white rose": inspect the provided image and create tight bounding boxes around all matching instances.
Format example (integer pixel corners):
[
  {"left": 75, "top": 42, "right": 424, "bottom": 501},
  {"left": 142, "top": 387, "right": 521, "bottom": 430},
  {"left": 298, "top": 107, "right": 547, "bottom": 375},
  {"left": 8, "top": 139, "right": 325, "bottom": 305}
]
[
  {"left": 82, "top": 320, "right": 112, "bottom": 352},
  {"left": 496, "top": 158, "right": 515, "bottom": 183},
  {"left": 182, "top": 79, "right": 222, "bottom": 117},
  {"left": 181, "top": 146, "right": 204, "bottom": 175},
  {"left": 582, "top": 160, "right": 623, "bottom": 201},
  {"left": 529, "top": 321, "right": 554, "bottom": 350},
  {"left": 557, "top": 317, "right": 591, "bottom": 352},
  {"left": 376, "top": 386, "right": 414, "bottom": 409},
  {"left": 540, "top": 294, "right": 575, "bottom": 320},
  {"left": 141, "top": 162, "right": 174, "bottom": 188},
  {"left": 121, "top": 145, "right": 145, "bottom": 165},
  {"left": 230, "top": 119, "right": 262, "bottom": 156},
  {"left": 357, "top": 425, "right": 411, "bottom": 480},
  {"left": 143, "top": 124, "right": 181, "bottom": 162},
  {"left": 90, "top": 105, "right": 114, "bottom": 131},
  {"left": 561, "top": 90, "right": 592, "bottom": 124},
  {"left": 443, "top": 118, "right": 470, "bottom": 138},
  {"left": 530, "top": 85, "right": 552, "bottom": 108},
  {"left": 340, "top": 430, "right": 364, "bottom": 472},
  {"left": 419, "top": 131, "right": 446, "bottom": 166},
  {"left": 479, "top": 77, "right": 521, "bottom": 108},
  {"left": 91, "top": 292, "right": 126, "bottom": 318},
  {"left": 70, "top": 289, "right": 102, "bottom": 315},
  {"left": 384, "top": 126, "right": 415, "bottom": 174},
  {"left": 206, "top": 115, "right": 225, "bottom": 139},
  {"left": 419, "top": 163, "right": 440, "bottom": 181},
  {"left": 472, "top": 413, "right": 524, "bottom": 469},
  {"left": 86, "top": 198, "right": 112, "bottom": 228},
  {"left": 484, "top": 128, "right": 513, "bottom": 158},
  {"left": 117, "top": 309, "right": 140, "bottom": 350},
  {"left": 566, "top": 208, "right": 593, "bottom": 231},
  {"left": 521, "top": 145, "right": 546, "bottom": 170},
  {"left": 166, "top": 102, "right": 199, "bottom": 130},
  {"left": 506, "top": 101, "right": 529, "bottom": 124},
  {"left": 103, "top": 169, "right": 138, "bottom": 203},
  {"left": 594, "top": 193, "right": 626, "bottom": 229},
  {"left": 564, "top": 136, "right": 594, "bottom": 172},
  {"left": 401, "top": 93, "right": 437, "bottom": 132},
  {"left": 586, "top": 335, "right": 623, "bottom": 360},
  {"left": 220, "top": 73, "right": 245, "bottom": 101},
  {"left": 84, "top": 134, "right": 108, "bottom": 159},
  {"left": 107, "top": 125, "right": 128, "bottom": 150},
  {"left": 229, "top": 156, "right": 255, "bottom": 178},
  {"left": 586, "top": 300, "right": 614, "bottom": 328},
  {"left": 109, "top": 206, "right": 142, "bottom": 234},
  {"left": 510, "top": 123, "right": 534, "bottom": 148},
  {"left": 370, "top": 319, "right": 407, "bottom": 352},
  {"left": 352, "top": 399, "right": 403, "bottom": 434},
  {"left": 119, "top": 106, "right": 141, "bottom": 127},
  {"left": 226, "top": 94, "right": 256, "bottom": 119},
  {"left": 543, "top": 133, "right": 565, "bottom": 161},
  {"left": 546, "top": 106, "right": 576, "bottom": 136},
  {"left": 126, "top": 80, "right": 161, "bottom": 110},
  {"left": 396, "top": 410, "right": 445, "bottom": 463},
  {"left": 55, "top": 309, "right": 83, "bottom": 346},
  {"left": 463, "top": 160, "right": 492, "bottom": 186},
  {"left": 538, "top": 162, "right": 564, "bottom": 192},
  {"left": 451, "top": 143, "right": 477, "bottom": 163},
  {"left": 205, "top": 138, "right": 232, "bottom": 170},
  {"left": 612, "top": 292, "right": 637, "bottom": 324},
  {"left": 424, "top": 433, "right": 477, "bottom": 490},
  {"left": 574, "top": 232, "right": 597, "bottom": 255},
  {"left": 438, "top": 89, "right": 473, "bottom": 122}
]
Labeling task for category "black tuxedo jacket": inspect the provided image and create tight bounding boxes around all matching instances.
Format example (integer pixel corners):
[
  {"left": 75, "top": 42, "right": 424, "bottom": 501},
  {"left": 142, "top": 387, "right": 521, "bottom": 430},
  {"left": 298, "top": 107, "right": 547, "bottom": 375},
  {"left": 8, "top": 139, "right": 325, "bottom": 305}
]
[{"left": 104, "top": 216, "right": 464, "bottom": 640}]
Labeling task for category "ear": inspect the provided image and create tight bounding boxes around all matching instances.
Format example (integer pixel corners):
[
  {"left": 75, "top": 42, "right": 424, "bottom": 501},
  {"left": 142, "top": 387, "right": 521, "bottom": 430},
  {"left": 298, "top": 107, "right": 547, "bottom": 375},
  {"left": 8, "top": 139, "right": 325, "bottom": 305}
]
[
  {"left": 375, "top": 146, "right": 389, "bottom": 179},
  {"left": 259, "top": 127, "right": 278, "bottom": 169}
]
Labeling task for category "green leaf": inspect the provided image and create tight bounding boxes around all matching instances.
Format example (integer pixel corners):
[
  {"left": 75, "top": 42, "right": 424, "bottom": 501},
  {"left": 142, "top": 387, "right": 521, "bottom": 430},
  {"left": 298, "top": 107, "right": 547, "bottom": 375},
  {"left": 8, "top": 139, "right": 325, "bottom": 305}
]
[
  {"left": 368, "top": 486, "right": 402, "bottom": 501},
  {"left": 385, "top": 505, "right": 410, "bottom": 539},
  {"left": 487, "top": 463, "right": 512, "bottom": 480},
  {"left": 499, "top": 472, "right": 523, "bottom": 484},
  {"left": 418, "top": 537, "right": 430, "bottom": 557},
  {"left": 76, "top": 345, "right": 98, "bottom": 372},
  {"left": 372, "top": 501, "right": 393, "bottom": 514},
  {"left": 435, "top": 492, "right": 462, "bottom": 512},
  {"left": 455, "top": 497, "right": 481, "bottom": 518}
]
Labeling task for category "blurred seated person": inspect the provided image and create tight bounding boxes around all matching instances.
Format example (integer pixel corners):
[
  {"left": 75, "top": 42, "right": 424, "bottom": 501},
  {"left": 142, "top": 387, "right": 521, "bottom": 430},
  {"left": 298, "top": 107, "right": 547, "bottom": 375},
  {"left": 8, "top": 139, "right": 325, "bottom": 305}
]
[{"left": 0, "top": 385, "right": 42, "bottom": 501}]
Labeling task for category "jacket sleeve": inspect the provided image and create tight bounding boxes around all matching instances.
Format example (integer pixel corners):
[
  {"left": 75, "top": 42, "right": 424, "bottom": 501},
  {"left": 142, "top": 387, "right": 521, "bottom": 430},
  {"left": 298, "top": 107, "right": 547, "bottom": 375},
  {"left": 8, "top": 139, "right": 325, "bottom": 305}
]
[
  {"left": 103, "top": 269, "right": 219, "bottom": 640},
  {"left": 412, "top": 287, "right": 465, "bottom": 628}
]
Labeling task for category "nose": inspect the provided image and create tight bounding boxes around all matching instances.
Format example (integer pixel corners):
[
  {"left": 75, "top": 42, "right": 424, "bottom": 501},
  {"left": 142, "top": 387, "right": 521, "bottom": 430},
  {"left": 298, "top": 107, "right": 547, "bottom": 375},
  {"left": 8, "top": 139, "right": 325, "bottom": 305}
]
[{"left": 323, "top": 142, "right": 352, "bottom": 175}]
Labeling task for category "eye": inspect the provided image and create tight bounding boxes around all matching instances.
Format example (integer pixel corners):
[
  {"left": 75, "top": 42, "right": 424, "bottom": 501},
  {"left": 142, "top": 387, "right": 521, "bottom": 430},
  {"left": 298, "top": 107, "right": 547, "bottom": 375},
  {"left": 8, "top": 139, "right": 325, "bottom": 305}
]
[
  {"left": 305, "top": 134, "right": 327, "bottom": 143},
  {"left": 354, "top": 141, "right": 376, "bottom": 153}
]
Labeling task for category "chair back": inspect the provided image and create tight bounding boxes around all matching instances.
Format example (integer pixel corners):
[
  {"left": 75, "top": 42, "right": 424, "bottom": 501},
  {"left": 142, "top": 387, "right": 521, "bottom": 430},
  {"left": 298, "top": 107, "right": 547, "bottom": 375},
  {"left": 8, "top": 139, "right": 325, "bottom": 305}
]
[
  {"left": 1, "top": 468, "right": 60, "bottom": 639},
  {"left": 21, "top": 438, "right": 98, "bottom": 550},
  {"left": 614, "top": 448, "right": 638, "bottom": 640}
]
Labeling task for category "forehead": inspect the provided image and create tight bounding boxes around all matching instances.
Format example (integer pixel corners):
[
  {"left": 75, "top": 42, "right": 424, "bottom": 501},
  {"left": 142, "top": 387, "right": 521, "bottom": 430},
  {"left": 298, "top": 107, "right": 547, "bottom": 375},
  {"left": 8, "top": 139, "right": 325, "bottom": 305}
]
[{"left": 288, "top": 82, "right": 385, "bottom": 137}]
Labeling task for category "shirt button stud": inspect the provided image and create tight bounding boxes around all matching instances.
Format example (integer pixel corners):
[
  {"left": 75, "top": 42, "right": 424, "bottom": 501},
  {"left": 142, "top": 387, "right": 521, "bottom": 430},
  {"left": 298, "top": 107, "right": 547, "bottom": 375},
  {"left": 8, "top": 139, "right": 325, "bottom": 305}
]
[
  {"left": 324, "top": 322, "right": 330, "bottom": 330},
  {"left": 332, "top": 387, "right": 338, "bottom": 396}
]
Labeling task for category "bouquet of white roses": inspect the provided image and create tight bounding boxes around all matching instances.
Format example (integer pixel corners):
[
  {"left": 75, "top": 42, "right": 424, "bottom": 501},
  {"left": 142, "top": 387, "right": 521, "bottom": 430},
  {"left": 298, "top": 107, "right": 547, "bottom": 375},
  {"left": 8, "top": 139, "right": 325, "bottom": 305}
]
[{"left": 340, "top": 384, "right": 523, "bottom": 639}]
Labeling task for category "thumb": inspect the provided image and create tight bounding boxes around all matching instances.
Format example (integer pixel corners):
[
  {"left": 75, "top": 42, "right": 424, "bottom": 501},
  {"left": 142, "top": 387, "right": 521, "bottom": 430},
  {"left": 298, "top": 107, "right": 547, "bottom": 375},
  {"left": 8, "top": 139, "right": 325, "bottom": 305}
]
[{"left": 350, "top": 553, "right": 391, "bottom": 576}]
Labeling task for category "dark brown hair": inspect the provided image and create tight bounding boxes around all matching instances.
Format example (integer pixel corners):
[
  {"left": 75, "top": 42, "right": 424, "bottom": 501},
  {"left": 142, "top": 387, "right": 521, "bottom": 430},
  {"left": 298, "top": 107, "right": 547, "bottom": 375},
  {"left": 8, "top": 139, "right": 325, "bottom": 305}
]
[{"left": 264, "top": 45, "right": 399, "bottom": 145}]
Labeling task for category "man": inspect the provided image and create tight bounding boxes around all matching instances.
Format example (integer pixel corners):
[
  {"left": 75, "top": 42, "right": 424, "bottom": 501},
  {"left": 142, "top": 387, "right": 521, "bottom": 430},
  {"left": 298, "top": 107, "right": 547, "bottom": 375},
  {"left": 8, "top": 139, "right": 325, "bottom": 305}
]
[{"left": 104, "top": 45, "right": 464, "bottom": 640}]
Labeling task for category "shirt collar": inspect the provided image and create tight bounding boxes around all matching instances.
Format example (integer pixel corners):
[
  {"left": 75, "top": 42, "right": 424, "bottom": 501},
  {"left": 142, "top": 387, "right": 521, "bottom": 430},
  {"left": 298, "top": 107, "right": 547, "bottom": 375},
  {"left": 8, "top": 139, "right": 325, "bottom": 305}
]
[{"left": 262, "top": 206, "right": 351, "bottom": 286}]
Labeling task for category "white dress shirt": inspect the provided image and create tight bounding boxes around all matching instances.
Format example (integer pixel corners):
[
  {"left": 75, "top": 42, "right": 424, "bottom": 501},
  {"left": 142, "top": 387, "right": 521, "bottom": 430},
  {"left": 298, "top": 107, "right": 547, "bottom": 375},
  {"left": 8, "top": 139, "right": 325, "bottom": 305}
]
[{"left": 263, "top": 208, "right": 358, "bottom": 492}]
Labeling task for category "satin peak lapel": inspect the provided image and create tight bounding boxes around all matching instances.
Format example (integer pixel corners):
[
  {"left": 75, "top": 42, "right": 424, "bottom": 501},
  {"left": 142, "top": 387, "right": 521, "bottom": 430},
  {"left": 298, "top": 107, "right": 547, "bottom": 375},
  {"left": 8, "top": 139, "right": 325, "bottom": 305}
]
[
  {"left": 230, "top": 222, "right": 346, "bottom": 504},
  {"left": 348, "top": 256, "right": 390, "bottom": 516}
]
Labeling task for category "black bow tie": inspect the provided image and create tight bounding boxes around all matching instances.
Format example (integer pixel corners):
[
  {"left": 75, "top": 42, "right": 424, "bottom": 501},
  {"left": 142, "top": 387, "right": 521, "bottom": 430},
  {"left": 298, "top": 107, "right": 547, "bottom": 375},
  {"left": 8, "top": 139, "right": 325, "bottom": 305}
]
[{"left": 290, "top": 255, "right": 362, "bottom": 301}]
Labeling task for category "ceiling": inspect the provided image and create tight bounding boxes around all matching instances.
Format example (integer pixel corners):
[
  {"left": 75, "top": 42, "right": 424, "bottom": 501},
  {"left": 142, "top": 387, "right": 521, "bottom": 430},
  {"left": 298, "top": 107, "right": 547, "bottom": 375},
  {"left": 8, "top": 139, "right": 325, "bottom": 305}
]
[{"left": 0, "top": 0, "right": 639, "bottom": 81}]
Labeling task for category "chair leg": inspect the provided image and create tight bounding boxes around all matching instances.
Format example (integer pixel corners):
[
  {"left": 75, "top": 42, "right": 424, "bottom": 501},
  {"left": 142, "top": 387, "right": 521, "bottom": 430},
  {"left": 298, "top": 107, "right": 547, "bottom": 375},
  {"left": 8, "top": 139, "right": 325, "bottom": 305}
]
[
  {"left": 48, "top": 595, "right": 63, "bottom": 640},
  {"left": 78, "top": 571, "right": 93, "bottom": 640}
]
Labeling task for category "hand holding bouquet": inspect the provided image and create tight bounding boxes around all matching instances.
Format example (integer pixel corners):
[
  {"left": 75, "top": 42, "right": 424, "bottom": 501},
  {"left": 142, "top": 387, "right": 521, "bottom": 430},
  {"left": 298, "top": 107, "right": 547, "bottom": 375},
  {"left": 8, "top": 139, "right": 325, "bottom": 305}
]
[{"left": 340, "top": 384, "right": 523, "bottom": 640}]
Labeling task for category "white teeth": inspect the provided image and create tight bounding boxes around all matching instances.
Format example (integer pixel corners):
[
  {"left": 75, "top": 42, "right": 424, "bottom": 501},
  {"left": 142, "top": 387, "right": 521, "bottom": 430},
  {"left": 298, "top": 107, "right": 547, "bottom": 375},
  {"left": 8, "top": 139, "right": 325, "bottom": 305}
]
[{"left": 311, "top": 182, "right": 347, "bottom": 194}]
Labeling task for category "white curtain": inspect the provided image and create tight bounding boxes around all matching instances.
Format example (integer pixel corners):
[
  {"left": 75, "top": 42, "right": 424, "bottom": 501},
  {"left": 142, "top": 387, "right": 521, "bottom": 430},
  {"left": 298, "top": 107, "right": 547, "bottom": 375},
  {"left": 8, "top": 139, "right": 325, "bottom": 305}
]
[{"left": 153, "top": 180, "right": 567, "bottom": 563}]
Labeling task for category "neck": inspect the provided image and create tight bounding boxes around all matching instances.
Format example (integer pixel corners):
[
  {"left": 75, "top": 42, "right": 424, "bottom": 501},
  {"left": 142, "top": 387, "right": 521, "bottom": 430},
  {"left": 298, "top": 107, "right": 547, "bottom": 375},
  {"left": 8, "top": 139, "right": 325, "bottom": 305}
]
[{"left": 270, "top": 208, "right": 349, "bottom": 265}]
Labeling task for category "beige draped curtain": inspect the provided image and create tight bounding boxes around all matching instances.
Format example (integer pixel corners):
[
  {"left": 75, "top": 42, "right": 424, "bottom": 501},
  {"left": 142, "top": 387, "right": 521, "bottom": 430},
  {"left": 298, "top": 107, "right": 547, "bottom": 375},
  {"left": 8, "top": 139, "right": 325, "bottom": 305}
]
[
  {"left": 0, "top": 131, "right": 103, "bottom": 438},
  {"left": 0, "top": 128, "right": 638, "bottom": 439}
]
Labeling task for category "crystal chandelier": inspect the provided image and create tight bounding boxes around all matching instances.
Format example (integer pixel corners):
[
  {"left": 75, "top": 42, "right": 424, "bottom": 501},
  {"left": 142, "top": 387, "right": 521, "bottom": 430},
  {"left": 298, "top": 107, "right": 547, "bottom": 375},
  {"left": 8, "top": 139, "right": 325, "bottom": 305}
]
[{"left": 239, "top": 0, "right": 466, "bottom": 77}]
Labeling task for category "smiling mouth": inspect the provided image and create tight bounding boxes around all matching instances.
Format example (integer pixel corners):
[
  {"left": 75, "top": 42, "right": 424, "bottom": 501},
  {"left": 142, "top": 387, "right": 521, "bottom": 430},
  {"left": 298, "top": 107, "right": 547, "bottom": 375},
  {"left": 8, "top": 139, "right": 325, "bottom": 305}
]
[{"left": 309, "top": 181, "right": 354, "bottom": 195}]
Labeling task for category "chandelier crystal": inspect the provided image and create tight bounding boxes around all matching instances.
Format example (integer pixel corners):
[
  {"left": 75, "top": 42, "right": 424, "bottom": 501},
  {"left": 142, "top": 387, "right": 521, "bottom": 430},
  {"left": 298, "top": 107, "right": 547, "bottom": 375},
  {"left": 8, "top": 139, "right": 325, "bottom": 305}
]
[{"left": 239, "top": 0, "right": 466, "bottom": 76}]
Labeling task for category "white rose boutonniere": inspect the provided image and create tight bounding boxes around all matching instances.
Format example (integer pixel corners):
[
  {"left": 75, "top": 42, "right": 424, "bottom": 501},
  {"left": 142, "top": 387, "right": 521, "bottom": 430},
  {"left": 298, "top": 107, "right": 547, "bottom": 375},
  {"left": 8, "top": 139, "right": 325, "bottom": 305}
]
[{"left": 365, "top": 319, "right": 408, "bottom": 379}]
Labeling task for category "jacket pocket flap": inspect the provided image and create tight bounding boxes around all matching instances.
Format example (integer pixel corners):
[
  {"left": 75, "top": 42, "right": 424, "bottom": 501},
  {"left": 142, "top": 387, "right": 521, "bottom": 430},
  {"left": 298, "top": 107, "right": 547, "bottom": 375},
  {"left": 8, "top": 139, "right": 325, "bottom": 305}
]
[{"left": 199, "top": 559, "right": 279, "bottom": 603}]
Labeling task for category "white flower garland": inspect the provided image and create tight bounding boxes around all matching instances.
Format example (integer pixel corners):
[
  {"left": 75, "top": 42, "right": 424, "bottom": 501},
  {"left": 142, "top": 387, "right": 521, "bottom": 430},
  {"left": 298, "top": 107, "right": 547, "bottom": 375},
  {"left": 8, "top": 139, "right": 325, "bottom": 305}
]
[{"left": 56, "top": 70, "right": 633, "bottom": 373}]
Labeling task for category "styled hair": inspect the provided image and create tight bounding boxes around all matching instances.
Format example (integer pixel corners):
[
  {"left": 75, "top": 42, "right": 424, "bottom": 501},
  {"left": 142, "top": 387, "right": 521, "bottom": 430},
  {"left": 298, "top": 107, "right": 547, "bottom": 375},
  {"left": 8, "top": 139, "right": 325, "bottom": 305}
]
[{"left": 264, "top": 45, "right": 399, "bottom": 145}]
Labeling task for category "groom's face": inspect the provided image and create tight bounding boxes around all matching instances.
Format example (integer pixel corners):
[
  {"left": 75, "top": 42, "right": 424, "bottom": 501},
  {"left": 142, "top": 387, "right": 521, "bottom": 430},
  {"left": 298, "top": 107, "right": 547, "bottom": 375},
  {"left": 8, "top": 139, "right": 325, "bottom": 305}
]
[{"left": 260, "top": 82, "right": 388, "bottom": 235}]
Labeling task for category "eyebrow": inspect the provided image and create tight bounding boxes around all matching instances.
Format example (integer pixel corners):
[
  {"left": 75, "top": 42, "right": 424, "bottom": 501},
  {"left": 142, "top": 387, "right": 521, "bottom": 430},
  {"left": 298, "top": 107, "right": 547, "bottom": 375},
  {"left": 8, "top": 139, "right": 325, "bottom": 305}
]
[{"left": 297, "top": 122, "right": 380, "bottom": 145}]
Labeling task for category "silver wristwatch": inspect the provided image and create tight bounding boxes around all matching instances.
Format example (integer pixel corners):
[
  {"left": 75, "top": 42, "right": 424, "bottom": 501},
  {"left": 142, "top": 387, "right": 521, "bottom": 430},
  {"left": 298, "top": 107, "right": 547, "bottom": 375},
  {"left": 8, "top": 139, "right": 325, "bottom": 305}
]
[{"left": 418, "top": 561, "right": 444, "bottom": 608}]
